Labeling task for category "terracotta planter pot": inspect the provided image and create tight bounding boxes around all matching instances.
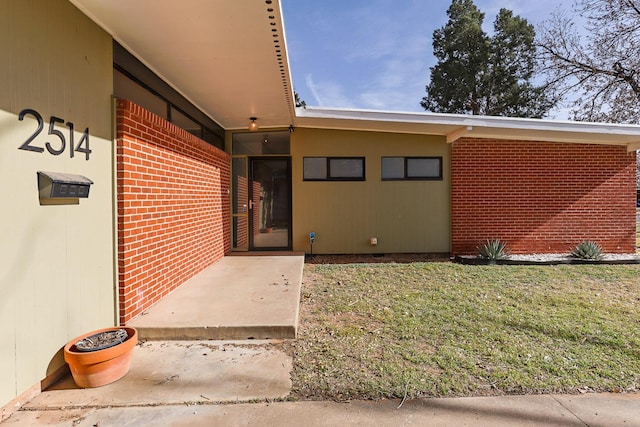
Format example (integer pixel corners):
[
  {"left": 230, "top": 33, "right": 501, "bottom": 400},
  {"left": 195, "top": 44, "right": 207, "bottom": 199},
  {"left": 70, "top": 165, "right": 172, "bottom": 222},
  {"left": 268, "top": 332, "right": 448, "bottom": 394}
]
[{"left": 64, "top": 327, "right": 137, "bottom": 388}]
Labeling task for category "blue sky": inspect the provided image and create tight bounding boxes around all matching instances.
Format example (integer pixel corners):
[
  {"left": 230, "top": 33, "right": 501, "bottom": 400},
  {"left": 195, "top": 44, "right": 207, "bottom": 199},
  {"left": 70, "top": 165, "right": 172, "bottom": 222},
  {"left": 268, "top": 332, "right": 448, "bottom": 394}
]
[{"left": 282, "top": 0, "right": 575, "bottom": 119}]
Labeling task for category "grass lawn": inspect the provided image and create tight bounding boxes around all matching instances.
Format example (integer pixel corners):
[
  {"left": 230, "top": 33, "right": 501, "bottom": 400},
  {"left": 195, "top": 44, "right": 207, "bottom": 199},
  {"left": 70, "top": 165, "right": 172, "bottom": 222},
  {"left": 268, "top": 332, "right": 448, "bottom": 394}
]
[{"left": 291, "top": 261, "right": 640, "bottom": 400}]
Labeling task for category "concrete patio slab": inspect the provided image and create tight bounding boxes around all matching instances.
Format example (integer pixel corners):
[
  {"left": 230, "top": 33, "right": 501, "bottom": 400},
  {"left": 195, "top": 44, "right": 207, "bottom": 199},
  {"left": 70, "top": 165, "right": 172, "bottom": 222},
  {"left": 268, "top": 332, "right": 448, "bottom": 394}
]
[
  {"left": 22, "top": 340, "right": 292, "bottom": 410},
  {"left": 128, "top": 255, "right": 304, "bottom": 340}
]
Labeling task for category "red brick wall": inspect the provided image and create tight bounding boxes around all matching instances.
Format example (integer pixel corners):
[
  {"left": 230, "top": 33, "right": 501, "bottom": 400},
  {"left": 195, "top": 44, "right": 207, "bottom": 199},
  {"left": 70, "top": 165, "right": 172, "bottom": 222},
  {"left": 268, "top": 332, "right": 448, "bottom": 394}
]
[
  {"left": 116, "top": 99, "right": 230, "bottom": 324},
  {"left": 451, "top": 139, "right": 637, "bottom": 254}
]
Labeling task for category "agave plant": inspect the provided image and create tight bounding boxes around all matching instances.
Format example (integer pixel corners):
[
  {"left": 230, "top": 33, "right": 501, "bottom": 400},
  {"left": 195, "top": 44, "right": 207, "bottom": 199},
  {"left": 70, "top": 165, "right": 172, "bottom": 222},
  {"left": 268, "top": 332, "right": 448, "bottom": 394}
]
[
  {"left": 477, "top": 239, "right": 508, "bottom": 260},
  {"left": 571, "top": 240, "right": 603, "bottom": 260}
]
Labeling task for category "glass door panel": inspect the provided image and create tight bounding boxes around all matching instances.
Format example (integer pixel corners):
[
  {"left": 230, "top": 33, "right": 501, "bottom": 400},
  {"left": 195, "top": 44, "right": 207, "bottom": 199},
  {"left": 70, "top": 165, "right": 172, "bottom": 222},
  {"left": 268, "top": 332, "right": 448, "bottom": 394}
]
[
  {"left": 249, "top": 158, "right": 291, "bottom": 250},
  {"left": 232, "top": 157, "right": 248, "bottom": 250}
]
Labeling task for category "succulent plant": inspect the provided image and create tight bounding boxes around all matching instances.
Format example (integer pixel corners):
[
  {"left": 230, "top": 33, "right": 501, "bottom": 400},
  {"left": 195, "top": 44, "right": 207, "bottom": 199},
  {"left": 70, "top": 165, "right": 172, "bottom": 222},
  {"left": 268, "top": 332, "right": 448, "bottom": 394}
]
[
  {"left": 571, "top": 240, "right": 603, "bottom": 260},
  {"left": 477, "top": 239, "right": 508, "bottom": 260}
]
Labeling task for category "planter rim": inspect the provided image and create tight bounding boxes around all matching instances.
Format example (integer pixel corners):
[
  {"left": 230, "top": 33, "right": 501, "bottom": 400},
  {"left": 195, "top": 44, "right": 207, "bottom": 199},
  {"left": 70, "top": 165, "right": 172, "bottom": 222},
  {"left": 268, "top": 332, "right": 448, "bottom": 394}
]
[
  {"left": 64, "top": 327, "right": 137, "bottom": 365},
  {"left": 76, "top": 328, "right": 128, "bottom": 352}
]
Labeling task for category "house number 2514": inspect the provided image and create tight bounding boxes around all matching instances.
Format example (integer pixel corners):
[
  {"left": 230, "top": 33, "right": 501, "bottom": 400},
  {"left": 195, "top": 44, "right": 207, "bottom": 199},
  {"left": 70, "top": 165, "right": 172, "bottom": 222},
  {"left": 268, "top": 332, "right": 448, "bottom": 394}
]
[{"left": 18, "top": 108, "right": 92, "bottom": 160}]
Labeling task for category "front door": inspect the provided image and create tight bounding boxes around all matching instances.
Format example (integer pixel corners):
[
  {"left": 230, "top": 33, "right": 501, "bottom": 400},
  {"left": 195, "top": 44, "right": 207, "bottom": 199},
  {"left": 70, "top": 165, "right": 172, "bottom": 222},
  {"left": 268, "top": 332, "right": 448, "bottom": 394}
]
[{"left": 247, "top": 157, "right": 291, "bottom": 250}]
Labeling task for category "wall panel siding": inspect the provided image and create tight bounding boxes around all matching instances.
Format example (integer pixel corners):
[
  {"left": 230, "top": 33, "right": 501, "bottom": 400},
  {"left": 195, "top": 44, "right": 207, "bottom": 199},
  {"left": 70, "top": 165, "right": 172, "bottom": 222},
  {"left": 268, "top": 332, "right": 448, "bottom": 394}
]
[
  {"left": 292, "top": 128, "right": 451, "bottom": 254},
  {"left": 0, "top": 0, "right": 114, "bottom": 411},
  {"left": 116, "top": 100, "right": 231, "bottom": 324},
  {"left": 451, "top": 139, "right": 637, "bottom": 254}
]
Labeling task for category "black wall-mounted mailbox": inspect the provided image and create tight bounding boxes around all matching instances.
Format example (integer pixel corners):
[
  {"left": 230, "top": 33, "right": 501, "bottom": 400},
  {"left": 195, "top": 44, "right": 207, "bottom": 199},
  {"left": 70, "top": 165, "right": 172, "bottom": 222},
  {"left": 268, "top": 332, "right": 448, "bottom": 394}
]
[{"left": 38, "top": 171, "right": 93, "bottom": 200}]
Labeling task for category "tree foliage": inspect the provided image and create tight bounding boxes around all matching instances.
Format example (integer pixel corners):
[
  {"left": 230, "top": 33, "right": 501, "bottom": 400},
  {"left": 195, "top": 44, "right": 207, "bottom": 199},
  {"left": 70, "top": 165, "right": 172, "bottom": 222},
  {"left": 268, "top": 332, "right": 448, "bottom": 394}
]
[
  {"left": 421, "top": 0, "right": 555, "bottom": 118},
  {"left": 294, "top": 91, "right": 306, "bottom": 108},
  {"left": 538, "top": 0, "right": 640, "bottom": 123}
]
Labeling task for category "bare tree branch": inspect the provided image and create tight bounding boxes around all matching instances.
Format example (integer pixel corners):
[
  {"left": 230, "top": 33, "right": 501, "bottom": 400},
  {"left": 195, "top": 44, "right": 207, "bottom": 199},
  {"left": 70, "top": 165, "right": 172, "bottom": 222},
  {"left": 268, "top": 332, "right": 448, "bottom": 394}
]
[{"left": 537, "top": 0, "right": 640, "bottom": 122}]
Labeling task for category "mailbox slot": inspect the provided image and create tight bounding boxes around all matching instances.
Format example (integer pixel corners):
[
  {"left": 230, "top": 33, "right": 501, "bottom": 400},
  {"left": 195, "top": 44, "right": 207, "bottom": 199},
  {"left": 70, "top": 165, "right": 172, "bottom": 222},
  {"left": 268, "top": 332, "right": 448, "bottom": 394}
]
[{"left": 38, "top": 171, "right": 93, "bottom": 204}]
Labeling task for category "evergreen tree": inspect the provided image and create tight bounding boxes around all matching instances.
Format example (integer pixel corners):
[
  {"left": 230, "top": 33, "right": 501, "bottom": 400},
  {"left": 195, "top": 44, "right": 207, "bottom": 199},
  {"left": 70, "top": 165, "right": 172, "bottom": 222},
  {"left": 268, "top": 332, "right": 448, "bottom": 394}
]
[
  {"left": 421, "top": 0, "right": 488, "bottom": 115},
  {"left": 421, "top": 0, "right": 555, "bottom": 118}
]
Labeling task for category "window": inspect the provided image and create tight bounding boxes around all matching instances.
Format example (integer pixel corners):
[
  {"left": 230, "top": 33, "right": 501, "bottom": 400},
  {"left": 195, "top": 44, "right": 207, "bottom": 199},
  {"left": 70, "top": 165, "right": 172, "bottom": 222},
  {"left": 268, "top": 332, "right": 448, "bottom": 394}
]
[
  {"left": 171, "top": 107, "right": 202, "bottom": 137},
  {"left": 381, "top": 157, "right": 442, "bottom": 180},
  {"left": 113, "top": 68, "right": 166, "bottom": 118},
  {"left": 303, "top": 157, "right": 365, "bottom": 181},
  {"left": 113, "top": 41, "right": 225, "bottom": 149}
]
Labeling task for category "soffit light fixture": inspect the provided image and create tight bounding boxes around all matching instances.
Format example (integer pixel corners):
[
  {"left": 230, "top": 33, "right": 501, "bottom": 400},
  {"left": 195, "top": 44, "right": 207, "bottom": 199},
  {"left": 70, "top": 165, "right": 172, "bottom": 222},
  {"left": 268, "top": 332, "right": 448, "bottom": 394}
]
[{"left": 249, "top": 117, "right": 259, "bottom": 131}]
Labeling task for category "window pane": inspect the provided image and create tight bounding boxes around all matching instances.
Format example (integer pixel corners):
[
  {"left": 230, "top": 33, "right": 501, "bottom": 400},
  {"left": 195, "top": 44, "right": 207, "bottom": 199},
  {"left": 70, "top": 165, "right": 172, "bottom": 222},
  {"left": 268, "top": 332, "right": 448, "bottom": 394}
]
[
  {"left": 202, "top": 128, "right": 224, "bottom": 150},
  {"left": 114, "top": 69, "right": 167, "bottom": 119},
  {"left": 232, "top": 158, "right": 247, "bottom": 214},
  {"left": 329, "top": 158, "right": 363, "bottom": 178},
  {"left": 171, "top": 107, "right": 201, "bottom": 136},
  {"left": 381, "top": 157, "right": 404, "bottom": 179},
  {"left": 407, "top": 158, "right": 441, "bottom": 178},
  {"left": 233, "top": 216, "right": 248, "bottom": 250},
  {"left": 303, "top": 157, "right": 327, "bottom": 180}
]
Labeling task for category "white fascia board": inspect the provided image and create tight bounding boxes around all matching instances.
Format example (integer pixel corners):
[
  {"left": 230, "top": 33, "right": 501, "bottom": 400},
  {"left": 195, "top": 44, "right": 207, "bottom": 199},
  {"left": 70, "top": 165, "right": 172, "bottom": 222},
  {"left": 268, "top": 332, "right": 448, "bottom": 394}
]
[{"left": 295, "top": 107, "right": 640, "bottom": 144}]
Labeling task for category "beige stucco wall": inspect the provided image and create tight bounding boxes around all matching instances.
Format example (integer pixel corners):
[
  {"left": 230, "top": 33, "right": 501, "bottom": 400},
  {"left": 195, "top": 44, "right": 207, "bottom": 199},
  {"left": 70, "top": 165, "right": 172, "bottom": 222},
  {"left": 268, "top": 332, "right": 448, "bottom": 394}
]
[
  {"left": 291, "top": 128, "right": 451, "bottom": 254},
  {"left": 0, "top": 0, "right": 114, "bottom": 409}
]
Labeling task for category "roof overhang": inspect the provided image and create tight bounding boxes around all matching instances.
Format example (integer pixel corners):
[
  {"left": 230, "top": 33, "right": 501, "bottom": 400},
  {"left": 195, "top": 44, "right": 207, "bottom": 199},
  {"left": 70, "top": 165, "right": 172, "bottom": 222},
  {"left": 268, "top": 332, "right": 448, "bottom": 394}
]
[
  {"left": 69, "top": 0, "right": 295, "bottom": 130},
  {"left": 68, "top": 0, "right": 640, "bottom": 150},
  {"left": 295, "top": 107, "right": 640, "bottom": 152}
]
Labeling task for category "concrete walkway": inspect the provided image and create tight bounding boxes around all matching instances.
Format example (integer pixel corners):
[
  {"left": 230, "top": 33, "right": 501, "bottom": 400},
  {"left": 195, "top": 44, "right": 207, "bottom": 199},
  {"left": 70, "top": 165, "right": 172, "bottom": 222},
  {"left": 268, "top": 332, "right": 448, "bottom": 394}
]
[
  {"left": 10, "top": 395, "right": 640, "bottom": 426},
  {"left": 3, "top": 340, "right": 639, "bottom": 426},
  {"left": 128, "top": 255, "right": 304, "bottom": 340}
]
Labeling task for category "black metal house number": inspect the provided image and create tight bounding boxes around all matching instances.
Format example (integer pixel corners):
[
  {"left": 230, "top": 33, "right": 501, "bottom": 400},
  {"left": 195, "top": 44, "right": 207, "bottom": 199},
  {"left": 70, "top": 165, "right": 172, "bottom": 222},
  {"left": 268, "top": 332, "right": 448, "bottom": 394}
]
[{"left": 18, "top": 108, "right": 91, "bottom": 160}]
